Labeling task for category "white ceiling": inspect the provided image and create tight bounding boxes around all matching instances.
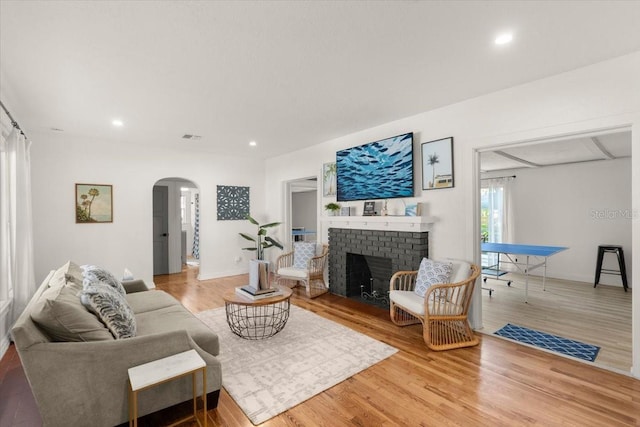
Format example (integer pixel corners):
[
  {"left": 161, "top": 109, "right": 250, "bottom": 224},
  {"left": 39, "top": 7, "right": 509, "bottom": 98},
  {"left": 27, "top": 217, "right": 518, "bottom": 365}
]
[
  {"left": 1, "top": 1, "right": 640, "bottom": 159},
  {"left": 481, "top": 129, "right": 632, "bottom": 172}
]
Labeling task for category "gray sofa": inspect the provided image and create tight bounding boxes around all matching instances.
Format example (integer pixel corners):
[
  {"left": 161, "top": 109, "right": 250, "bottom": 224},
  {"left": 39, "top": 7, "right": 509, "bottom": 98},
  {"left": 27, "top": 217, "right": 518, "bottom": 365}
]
[{"left": 11, "top": 261, "right": 222, "bottom": 427}]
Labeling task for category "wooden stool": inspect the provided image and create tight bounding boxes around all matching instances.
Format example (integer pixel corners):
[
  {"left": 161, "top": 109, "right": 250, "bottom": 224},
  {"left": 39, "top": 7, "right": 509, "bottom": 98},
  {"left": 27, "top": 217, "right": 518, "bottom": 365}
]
[{"left": 594, "top": 245, "right": 628, "bottom": 292}]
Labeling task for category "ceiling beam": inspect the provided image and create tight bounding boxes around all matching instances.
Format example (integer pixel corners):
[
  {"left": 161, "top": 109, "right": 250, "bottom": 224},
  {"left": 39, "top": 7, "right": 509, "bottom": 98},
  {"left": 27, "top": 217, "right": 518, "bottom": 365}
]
[
  {"left": 589, "top": 136, "right": 616, "bottom": 159},
  {"left": 493, "top": 150, "right": 541, "bottom": 168}
]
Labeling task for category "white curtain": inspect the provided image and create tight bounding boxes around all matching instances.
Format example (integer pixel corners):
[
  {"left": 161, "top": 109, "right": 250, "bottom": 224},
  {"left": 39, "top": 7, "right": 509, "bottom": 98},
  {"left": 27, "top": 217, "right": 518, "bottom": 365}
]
[
  {"left": 482, "top": 177, "right": 514, "bottom": 243},
  {"left": 501, "top": 178, "right": 514, "bottom": 243},
  {"left": 0, "top": 124, "right": 36, "bottom": 325},
  {"left": 481, "top": 177, "right": 514, "bottom": 267}
]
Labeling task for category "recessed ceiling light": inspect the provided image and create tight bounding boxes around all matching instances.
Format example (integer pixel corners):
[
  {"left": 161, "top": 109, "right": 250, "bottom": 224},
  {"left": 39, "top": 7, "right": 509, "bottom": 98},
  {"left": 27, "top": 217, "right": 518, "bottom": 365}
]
[
  {"left": 495, "top": 33, "right": 513, "bottom": 45},
  {"left": 249, "top": 141, "right": 257, "bottom": 147},
  {"left": 112, "top": 119, "right": 124, "bottom": 127}
]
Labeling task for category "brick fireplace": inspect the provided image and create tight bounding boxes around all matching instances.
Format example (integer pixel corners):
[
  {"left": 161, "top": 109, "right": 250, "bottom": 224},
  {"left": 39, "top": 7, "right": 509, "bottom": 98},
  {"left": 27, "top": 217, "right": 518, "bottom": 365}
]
[{"left": 328, "top": 227, "right": 429, "bottom": 306}]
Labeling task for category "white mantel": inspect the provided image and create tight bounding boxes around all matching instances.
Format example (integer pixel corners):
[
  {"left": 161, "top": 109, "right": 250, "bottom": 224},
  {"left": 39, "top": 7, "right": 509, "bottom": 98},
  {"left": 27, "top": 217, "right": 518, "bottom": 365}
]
[{"left": 321, "top": 215, "right": 435, "bottom": 232}]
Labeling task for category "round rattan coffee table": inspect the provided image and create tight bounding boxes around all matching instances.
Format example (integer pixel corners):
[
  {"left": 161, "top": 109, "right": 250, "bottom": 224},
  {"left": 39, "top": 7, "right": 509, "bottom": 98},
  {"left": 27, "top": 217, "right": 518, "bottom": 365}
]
[{"left": 222, "top": 286, "right": 293, "bottom": 340}]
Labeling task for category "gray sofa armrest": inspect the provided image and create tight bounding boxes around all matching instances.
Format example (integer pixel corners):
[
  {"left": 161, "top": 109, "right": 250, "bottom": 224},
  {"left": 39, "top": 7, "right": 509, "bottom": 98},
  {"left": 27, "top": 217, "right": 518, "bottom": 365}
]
[
  {"left": 18, "top": 329, "right": 221, "bottom": 427},
  {"left": 122, "top": 279, "right": 149, "bottom": 293}
]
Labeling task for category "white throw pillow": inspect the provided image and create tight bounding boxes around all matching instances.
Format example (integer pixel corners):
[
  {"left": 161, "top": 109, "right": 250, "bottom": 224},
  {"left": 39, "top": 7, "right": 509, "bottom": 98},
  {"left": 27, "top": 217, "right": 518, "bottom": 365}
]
[
  {"left": 293, "top": 242, "right": 316, "bottom": 268},
  {"left": 414, "top": 258, "right": 453, "bottom": 298}
]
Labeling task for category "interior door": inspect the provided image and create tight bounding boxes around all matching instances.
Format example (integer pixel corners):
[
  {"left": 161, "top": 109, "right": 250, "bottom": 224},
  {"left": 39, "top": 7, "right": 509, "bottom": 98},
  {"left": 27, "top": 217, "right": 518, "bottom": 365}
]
[{"left": 153, "top": 185, "right": 169, "bottom": 275}]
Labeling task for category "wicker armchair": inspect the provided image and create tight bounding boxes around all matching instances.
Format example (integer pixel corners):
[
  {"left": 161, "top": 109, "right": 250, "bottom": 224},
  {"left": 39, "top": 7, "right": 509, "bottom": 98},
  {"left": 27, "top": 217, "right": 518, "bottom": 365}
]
[
  {"left": 389, "top": 262, "right": 480, "bottom": 351},
  {"left": 275, "top": 244, "right": 329, "bottom": 298}
]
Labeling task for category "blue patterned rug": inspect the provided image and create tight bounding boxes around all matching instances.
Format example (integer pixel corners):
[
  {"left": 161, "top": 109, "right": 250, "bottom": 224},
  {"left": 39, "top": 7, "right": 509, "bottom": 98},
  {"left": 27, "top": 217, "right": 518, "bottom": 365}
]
[{"left": 494, "top": 323, "right": 600, "bottom": 362}]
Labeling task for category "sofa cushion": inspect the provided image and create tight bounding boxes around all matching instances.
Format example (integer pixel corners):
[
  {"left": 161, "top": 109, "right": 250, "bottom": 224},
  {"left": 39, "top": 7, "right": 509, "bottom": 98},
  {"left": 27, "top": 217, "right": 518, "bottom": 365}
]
[
  {"left": 135, "top": 305, "right": 219, "bottom": 356},
  {"left": 30, "top": 284, "right": 113, "bottom": 341},
  {"left": 82, "top": 265, "right": 126, "bottom": 296},
  {"left": 80, "top": 284, "right": 137, "bottom": 339},
  {"left": 48, "top": 261, "right": 83, "bottom": 289},
  {"left": 126, "top": 290, "right": 181, "bottom": 314},
  {"left": 414, "top": 258, "right": 453, "bottom": 297}
]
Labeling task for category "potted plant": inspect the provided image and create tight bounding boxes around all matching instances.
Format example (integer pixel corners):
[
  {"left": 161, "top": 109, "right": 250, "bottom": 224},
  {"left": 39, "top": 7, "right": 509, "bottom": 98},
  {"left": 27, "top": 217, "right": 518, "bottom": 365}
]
[
  {"left": 239, "top": 214, "right": 284, "bottom": 260},
  {"left": 324, "top": 202, "right": 341, "bottom": 216}
]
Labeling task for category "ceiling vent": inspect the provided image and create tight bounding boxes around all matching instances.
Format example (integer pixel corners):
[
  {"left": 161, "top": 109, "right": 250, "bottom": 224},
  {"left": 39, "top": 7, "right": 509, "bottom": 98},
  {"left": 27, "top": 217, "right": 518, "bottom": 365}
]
[{"left": 182, "top": 134, "right": 202, "bottom": 140}]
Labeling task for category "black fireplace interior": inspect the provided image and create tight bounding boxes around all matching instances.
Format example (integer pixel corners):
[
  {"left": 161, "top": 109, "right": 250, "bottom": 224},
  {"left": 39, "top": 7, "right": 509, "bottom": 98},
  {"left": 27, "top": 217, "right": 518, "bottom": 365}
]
[
  {"left": 346, "top": 253, "right": 392, "bottom": 308},
  {"left": 328, "top": 228, "right": 429, "bottom": 303}
]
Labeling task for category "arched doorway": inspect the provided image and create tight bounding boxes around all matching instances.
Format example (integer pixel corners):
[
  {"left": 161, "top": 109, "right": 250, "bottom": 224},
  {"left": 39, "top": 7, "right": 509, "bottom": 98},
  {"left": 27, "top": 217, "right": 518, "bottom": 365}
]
[{"left": 152, "top": 178, "right": 200, "bottom": 275}]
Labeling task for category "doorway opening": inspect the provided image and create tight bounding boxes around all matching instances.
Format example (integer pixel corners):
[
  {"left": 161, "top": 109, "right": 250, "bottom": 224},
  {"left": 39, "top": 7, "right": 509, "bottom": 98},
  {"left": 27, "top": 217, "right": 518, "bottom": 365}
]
[
  {"left": 152, "top": 178, "right": 200, "bottom": 276},
  {"left": 475, "top": 127, "right": 633, "bottom": 373},
  {"left": 283, "top": 177, "right": 319, "bottom": 250}
]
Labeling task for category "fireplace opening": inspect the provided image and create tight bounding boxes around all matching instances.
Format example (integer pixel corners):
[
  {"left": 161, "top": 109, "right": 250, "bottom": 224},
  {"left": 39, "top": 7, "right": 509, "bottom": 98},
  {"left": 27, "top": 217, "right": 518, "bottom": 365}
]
[{"left": 346, "top": 253, "right": 392, "bottom": 308}]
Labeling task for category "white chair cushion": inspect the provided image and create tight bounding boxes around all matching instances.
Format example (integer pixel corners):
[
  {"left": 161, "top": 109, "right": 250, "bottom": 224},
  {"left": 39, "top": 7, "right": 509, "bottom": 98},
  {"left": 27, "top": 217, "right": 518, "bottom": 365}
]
[
  {"left": 293, "top": 242, "right": 316, "bottom": 268},
  {"left": 449, "top": 260, "right": 471, "bottom": 283},
  {"left": 391, "top": 290, "right": 464, "bottom": 317},
  {"left": 414, "top": 258, "right": 453, "bottom": 297},
  {"left": 277, "top": 267, "right": 309, "bottom": 279},
  {"left": 389, "top": 290, "right": 425, "bottom": 316}
]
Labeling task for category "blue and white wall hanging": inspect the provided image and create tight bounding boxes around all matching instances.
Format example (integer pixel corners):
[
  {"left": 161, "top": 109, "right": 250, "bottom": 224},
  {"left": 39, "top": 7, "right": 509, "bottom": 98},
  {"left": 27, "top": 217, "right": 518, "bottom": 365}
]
[{"left": 217, "top": 185, "right": 250, "bottom": 220}]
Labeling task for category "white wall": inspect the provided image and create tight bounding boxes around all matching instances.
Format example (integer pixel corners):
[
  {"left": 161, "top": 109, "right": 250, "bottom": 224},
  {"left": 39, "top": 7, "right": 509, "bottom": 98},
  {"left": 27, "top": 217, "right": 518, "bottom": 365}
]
[
  {"left": 500, "top": 158, "right": 632, "bottom": 287},
  {"left": 30, "top": 133, "right": 267, "bottom": 285},
  {"left": 264, "top": 52, "right": 640, "bottom": 376}
]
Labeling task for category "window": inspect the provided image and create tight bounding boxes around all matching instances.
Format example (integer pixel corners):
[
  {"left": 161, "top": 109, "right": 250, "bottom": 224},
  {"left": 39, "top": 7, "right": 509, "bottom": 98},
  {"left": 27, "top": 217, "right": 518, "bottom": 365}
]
[
  {"left": 481, "top": 178, "right": 513, "bottom": 267},
  {"left": 481, "top": 185, "right": 504, "bottom": 243},
  {"left": 180, "top": 194, "right": 187, "bottom": 224}
]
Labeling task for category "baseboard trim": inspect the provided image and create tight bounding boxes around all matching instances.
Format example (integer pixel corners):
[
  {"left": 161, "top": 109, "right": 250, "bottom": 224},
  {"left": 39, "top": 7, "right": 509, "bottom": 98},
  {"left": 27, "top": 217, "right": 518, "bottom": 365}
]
[
  {"left": 0, "top": 333, "right": 10, "bottom": 362},
  {"left": 0, "top": 299, "right": 12, "bottom": 362}
]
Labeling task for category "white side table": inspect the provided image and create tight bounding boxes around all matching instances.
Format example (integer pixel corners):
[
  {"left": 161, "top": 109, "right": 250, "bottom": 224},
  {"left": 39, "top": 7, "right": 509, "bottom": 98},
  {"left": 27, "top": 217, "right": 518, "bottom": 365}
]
[{"left": 128, "top": 349, "right": 207, "bottom": 427}]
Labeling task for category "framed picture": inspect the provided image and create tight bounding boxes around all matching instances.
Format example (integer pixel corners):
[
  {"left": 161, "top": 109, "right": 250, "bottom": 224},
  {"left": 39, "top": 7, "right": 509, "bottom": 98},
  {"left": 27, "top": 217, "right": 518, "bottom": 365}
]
[
  {"left": 363, "top": 201, "right": 376, "bottom": 216},
  {"left": 75, "top": 184, "right": 113, "bottom": 223},
  {"left": 422, "top": 137, "right": 454, "bottom": 190},
  {"left": 405, "top": 203, "right": 420, "bottom": 217},
  {"left": 322, "top": 162, "right": 337, "bottom": 196}
]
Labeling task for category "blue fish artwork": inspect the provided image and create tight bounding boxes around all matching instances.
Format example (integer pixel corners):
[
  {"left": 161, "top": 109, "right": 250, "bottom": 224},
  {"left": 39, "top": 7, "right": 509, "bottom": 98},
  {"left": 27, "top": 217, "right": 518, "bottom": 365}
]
[{"left": 336, "top": 133, "right": 414, "bottom": 201}]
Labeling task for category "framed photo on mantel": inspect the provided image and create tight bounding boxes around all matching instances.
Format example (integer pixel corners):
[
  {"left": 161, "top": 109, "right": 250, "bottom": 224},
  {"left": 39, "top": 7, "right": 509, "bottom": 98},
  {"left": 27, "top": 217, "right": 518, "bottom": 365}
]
[{"left": 363, "top": 201, "right": 376, "bottom": 216}]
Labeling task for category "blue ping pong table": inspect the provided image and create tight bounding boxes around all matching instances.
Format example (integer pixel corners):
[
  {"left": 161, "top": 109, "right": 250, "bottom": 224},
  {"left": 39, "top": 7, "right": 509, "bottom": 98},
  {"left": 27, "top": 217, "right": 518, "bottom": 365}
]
[
  {"left": 292, "top": 229, "right": 316, "bottom": 242},
  {"left": 481, "top": 242, "right": 568, "bottom": 302}
]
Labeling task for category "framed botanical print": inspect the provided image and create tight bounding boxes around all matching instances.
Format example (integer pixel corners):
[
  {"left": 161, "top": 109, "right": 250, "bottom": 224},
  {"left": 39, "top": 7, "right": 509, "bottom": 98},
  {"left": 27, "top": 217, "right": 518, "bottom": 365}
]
[
  {"left": 75, "top": 184, "right": 113, "bottom": 223},
  {"left": 322, "top": 162, "right": 337, "bottom": 196}
]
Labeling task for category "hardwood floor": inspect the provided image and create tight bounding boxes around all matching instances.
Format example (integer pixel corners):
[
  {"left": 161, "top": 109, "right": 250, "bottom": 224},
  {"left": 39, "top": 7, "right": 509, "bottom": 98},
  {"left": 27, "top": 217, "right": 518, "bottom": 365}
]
[
  {"left": 0, "top": 344, "right": 42, "bottom": 426},
  {"left": 1, "top": 266, "right": 639, "bottom": 426},
  {"left": 152, "top": 266, "right": 640, "bottom": 427},
  {"left": 479, "top": 272, "right": 632, "bottom": 372}
]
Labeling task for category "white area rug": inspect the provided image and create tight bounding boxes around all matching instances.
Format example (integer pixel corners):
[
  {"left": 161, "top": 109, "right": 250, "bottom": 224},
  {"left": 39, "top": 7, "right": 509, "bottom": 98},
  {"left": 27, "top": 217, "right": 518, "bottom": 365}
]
[{"left": 196, "top": 305, "right": 397, "bottom": 425}]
